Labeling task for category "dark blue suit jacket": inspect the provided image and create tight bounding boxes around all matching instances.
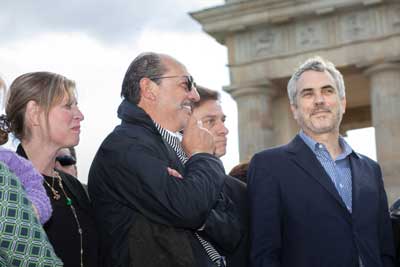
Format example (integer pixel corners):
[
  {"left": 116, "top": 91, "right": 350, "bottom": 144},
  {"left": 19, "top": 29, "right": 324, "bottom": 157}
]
[{"left": 248, "top": 135, "right": 395, "bottom": 267}]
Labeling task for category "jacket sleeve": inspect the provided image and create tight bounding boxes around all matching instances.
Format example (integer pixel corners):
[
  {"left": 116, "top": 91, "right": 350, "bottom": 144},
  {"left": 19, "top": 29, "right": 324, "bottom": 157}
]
[
  {"left": 3, "top": 150, "right": 52, "bottom": 225},
  {"left": 200, "top": 190, "right": 243, "bottom": 252},
  {"left": 376, "top": 165, "right": 396, "bottom": 267},
  {"left": 248, "top": 153, "right": 281, "bottom": 267},
  {"left": 93, "top": 142, "right": 226, "bottom": 230},
  {"left": 200, "top": 177, "right": 248, "bottom": 253}
]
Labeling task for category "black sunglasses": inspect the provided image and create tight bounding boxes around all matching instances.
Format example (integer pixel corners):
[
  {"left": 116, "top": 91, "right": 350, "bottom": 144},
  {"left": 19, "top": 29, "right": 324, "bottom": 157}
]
[
  {"left": 56, "top": 155, "right": 76, "bottom": 166},
  {"left": 148, "top": 75, "right": 196, "bottom": 92}
]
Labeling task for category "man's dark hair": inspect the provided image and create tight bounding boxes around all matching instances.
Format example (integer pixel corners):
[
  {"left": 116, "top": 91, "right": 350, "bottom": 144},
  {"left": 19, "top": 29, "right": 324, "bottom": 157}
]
[
  {"left": 229, "top": 161, "right": 249, "bottom": 184},
  {"left": 194, "top": 85, "right": 220, "bottom": 108},
  {"left": 121, "top": 52, "right": 167, "bottom": 104}
]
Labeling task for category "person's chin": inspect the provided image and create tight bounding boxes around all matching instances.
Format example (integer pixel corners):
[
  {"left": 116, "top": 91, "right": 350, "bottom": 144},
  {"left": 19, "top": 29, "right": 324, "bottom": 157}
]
[
  {"left": 310, "top": 123, "right": 335, "bottom": 134},
  {"left": 178, "top": 114, "right": 190, "bottom": 129},
  {"left": 214, "top": 147, "right": 227, "bottom": 158},
  {"left": 310, "top": 118, "right": 332, "bottom": 128},
  {"left": 67, "top": 136, "right": 80, "bottom": 147}
]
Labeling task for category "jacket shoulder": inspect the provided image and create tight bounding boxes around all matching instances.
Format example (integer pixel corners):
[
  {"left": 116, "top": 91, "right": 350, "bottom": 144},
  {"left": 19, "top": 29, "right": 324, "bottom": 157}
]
[{"left": 252, "top": 143, "right": 289, "bottom": 161}]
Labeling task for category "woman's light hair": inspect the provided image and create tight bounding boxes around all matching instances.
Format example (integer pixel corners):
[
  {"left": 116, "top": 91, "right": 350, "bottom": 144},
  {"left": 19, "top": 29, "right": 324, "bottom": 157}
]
[{"left": 6, "top": 72, "right": 76, "bottom": 141}]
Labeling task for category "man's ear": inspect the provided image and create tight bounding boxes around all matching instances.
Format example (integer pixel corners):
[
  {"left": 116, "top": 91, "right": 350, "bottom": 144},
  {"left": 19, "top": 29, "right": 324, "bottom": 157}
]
[
  {"left": 25, "top": 100, "right": 41, "bottom": 127},
  {"left": 139, "top": 78, "right": 157, "bottom": 101},
  {"left": 290, "top": 104, "right": 298, "bottom": 120},
  {"left": 341, "top": 97, "right": 346, "bottom": 114}
]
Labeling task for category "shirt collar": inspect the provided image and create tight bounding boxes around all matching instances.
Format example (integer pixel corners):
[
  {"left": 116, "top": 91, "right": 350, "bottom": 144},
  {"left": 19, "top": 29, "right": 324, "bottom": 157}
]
[
  {"left": 299, "top": 130, "right": 358, "bottom": 159},
  {"left": 153, "top": 121, "right": 183, "bottom": 141}
]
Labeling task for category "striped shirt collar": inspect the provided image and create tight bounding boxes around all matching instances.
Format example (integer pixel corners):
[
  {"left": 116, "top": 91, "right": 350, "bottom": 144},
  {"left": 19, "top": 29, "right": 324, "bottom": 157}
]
[
  {"left": 153, "top": 121, "right": 183, "bottom": 141},
  {"left": 299, "top": 130, "right": 358, "bottom": 160}
]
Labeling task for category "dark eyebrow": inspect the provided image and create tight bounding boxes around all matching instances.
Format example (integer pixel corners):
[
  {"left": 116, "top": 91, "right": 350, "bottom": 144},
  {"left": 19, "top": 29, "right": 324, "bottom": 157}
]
[
  {"left": 299, "top": 85, "right": 335, "bottom": 94},
  {"left": 299, "top": 88, "right": 313, "bottom": 94},
  {"left": 202, "top": 114, "right": 226, "bottom": 121},
  {"left": 321, "top": 85, "right": 335, "bottom": 90},
  {"left": 202, "top": 115, "right": 217, "bottom": 120}
]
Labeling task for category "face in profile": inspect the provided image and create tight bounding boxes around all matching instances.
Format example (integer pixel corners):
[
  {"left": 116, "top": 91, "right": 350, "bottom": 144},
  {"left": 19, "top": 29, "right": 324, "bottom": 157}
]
[
  {"left": 192, "top": 99, "right": 228, "bottom": 157},
  {"left": 41, "top": 93, "right": 84, "bottom": 148},
  {"left": 152, "top": 57, "right": 200, "bottom": 132}
]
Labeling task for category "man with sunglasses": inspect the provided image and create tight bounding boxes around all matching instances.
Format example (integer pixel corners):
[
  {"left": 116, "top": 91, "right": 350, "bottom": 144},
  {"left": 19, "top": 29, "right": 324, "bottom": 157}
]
[{"left": 89, "top": 52, "right": 238, "bottom": 267}]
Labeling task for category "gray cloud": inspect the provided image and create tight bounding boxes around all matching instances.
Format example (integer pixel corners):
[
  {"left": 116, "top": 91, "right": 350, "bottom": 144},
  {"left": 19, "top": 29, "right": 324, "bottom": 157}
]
[{"left": 0, "top": 0, "right": 215, "bottom": 44}]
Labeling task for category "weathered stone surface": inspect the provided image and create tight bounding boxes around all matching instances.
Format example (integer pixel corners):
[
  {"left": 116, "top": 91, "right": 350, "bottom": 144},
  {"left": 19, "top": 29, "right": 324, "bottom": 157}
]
[
  {"left": 365, "top": 63, "right": 400, "bottom": 203},
  {"left": 225, "top": 81, "right": 277, "bottom": 160}
]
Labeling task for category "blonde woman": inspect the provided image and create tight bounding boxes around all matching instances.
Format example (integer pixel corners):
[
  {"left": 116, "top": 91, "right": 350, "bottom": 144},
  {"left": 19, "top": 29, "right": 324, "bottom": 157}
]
[{"left": 6, "top": 72, "right": 98, "bottom": 267}]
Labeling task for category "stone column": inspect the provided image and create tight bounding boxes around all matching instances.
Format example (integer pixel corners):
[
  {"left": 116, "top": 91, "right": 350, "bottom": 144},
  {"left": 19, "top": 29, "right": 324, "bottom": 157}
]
[
  {"left": 225, "top": 81, "right": 277, "bottom": 161},
  {"left": 365, "top": 62, "right": 400, "bottom": 204}
]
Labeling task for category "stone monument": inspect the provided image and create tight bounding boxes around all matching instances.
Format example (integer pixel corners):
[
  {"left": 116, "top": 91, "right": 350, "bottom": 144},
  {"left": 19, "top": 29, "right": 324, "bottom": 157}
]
[{"left": 191, "top": 0, "right": 400, "bottom": 203}]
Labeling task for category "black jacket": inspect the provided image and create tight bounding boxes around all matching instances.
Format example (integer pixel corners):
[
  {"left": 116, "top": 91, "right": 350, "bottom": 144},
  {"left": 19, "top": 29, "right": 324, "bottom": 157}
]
[
  {"left": 390, "top": 200, "right": 400, "bottom": 267},
  {"left": 209, "top": 176, "right": 249, "bottom": 267},
  {"left": 89, "top": 100, "right": 242, "bottom": 267}
]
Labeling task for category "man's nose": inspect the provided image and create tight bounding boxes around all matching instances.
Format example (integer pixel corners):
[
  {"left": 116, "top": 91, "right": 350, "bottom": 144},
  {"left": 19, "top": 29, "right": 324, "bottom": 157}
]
[
  {"left": 189, "top": 86, "right": 200, "bottom": 102},
  {"left": 314, "top": 92, "right": 325, "bottom": 105},
  {"left": 217, "top": 122, "right": 229, "bottom": 136},
  {"left": 221, "top": 124, "right": 229, "bottom": 135}
]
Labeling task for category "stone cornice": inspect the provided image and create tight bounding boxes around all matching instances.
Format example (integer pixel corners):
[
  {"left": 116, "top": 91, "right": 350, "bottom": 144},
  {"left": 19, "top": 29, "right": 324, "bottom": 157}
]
[
  {"left": 190, "top": 0, "right": 387, "bottom": 44},
  {"left": 223, "top": 79, "right": 278, "bottom": 98},
  {"left": 364, "top": 61, "right": 400, "bottom": 76}
]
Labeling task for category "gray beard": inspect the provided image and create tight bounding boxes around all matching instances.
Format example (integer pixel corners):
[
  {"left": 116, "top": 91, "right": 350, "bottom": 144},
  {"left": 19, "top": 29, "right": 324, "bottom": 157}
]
[{"left": 297, "top": 108, "right": 343, "bottom": 135}]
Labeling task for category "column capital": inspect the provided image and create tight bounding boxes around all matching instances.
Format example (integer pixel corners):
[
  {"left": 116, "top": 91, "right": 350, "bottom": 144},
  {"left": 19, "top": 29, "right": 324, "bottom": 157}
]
[
  {"left": 223, "top": 79, "right": 278, "bottom": 99},
  {"left": 364, "top": 61, "right": 400, "bottom": 77}
]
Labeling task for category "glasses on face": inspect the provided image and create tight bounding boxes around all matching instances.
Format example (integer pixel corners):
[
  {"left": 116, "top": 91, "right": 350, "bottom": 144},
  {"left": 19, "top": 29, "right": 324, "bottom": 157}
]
[
  {"left": 56, "top": 155, "right": 76, "bottom": 166},
  {"left": 148, "top": 75, "right": 196, "bottom": 92}
]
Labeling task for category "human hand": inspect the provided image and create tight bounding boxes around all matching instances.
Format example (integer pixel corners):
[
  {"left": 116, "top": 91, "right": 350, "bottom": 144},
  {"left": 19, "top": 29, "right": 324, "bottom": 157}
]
[
  {"left": 182, "top": 114, "right": 215, "bottom": 157},
  {"left": 167, "top": 167, "right": 183, "bottom": 179}
]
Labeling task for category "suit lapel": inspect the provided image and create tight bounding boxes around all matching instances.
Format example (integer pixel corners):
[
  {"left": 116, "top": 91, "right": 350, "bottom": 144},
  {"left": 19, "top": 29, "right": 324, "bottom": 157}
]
[
  {"left": 349, "top": 154, "right": 370, "bottom": 217},
  {"left": 285, "top": 135, "right": 350, "bottom": 213}
]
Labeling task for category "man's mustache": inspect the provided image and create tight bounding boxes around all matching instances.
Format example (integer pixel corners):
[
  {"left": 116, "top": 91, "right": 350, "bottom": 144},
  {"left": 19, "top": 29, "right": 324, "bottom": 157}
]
[
  {"left": 311, "top": 107, "right": 331, "bottom": 115},
  {"left": 180, "top": 101, "right": 194, "bottom": 109}
]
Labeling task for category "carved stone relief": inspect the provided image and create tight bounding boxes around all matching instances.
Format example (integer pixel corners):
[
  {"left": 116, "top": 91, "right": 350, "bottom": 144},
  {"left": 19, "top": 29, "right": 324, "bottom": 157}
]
[
  {"left": 295, "top": 20, "right": 329, "bottom": 51},
  {"left": 340, "top": 10, "right": 376, "bottom": 43},
  {"left": 253, "top": 27, "right": 286, "bottom": 57},
  {"left": 233, "top": 3, "right": 399, "bottom": 63},
  {"left": 388, "top": 5, "right": 400, "bottom": 32},
  {"left": 234, "top": 32, "right": 252, "bottom": 63}
]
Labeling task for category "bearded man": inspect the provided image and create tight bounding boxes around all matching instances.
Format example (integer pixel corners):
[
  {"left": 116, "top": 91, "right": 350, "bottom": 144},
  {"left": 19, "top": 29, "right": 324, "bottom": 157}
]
[{"left": 248, "top": 57, "right": 395, "bottom": 267}]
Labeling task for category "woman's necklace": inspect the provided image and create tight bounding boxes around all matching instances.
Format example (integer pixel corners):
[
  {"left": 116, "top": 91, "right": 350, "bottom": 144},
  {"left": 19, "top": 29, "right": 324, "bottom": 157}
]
[
  {"left": 47, "top": 171, "right": 84, "bottom": 267},
  {"left": 43, "top": 176, "right": 61, "bottom": 200}
]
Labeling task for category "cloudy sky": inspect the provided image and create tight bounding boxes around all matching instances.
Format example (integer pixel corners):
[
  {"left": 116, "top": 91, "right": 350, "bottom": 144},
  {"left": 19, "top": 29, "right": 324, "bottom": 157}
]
[{"left": 1, "top": 0, "right": 238, "bottom": 182}]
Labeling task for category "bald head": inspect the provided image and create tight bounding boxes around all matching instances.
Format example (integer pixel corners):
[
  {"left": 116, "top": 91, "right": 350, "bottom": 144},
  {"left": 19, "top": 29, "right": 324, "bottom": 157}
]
[{"left": 121, "top": 52, "right": 167, "bottom": 104}]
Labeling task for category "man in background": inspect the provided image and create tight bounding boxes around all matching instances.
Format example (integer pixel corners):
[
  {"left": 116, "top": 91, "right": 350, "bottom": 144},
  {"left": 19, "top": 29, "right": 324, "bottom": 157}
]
[{"left": 192, "top": 86, "right": 248, "bottom": 266}]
